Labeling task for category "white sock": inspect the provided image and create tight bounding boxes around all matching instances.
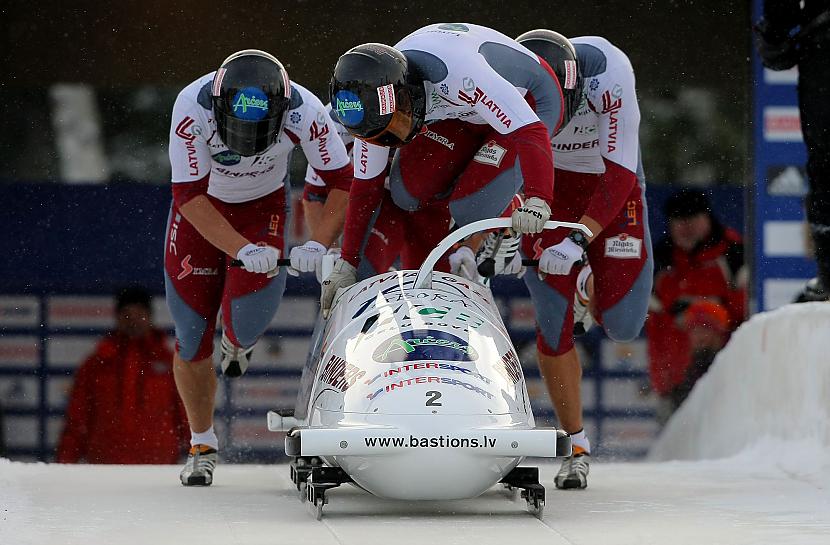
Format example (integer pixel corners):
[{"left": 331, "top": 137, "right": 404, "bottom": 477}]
[
  {"left": 190, "top": 426, "right": 219, "bottom": 451},
  {"left": 570, "top": 429, "right": 591, "bottom": 455}
]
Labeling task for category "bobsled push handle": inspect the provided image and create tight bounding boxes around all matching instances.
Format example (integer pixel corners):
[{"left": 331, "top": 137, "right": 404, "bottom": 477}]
[{"left": 413, "top": 218, "right": 593, "bottom": 290}]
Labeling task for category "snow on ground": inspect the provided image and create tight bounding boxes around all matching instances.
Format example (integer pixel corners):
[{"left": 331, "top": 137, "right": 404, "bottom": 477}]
[{"left": 2, "top": 304, "right": 829, "bottom": 545}]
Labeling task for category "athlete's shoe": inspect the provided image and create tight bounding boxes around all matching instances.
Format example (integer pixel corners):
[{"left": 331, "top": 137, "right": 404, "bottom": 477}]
[
  {"left": 555, "top": 446, "right": 590, "bottom": 489},
  {"left": 220, "top": 331, "right": 253, "bottom": 378},
  {"left": 180, "top": 444, "right": 218, "bottom": 486},
  {"left": 573, "top": 265, "right": 594, "bottom": 336}
]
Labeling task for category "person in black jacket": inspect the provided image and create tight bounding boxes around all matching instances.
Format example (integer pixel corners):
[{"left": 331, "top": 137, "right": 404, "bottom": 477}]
[{"left": 755, "top": 1, "right": 830, "bottom": 301}]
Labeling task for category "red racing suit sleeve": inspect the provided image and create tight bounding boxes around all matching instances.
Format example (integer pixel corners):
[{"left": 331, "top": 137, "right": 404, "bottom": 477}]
[
  {"left": 171, "top": 174, "right": 209, "bottom": 208},
  {"left": 504, "top": 121, "right": 554, "bottom": 203},
  {"left": 313, "top": 163, "right": 353, "bottom": 193},
  {"left": 584, "top": 158, "right": 638, "bottom": 230},
  {"left": 340, "top": 174, "right": 385, "bottom": 267}
]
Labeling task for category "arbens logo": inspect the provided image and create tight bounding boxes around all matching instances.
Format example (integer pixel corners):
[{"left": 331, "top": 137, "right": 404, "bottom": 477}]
[
  {"left": 373, "top": 330, "right": 479, "bottom": 363},
  {"left": 457, "top": 87, "right": 512, "bottom": 128},
  {"left": 175, "top": 116, "right": 200, "bottom": 176}
]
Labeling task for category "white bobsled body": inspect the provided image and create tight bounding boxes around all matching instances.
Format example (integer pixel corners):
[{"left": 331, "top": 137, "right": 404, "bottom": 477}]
[
  {"left": 300, "top": 270, "right": 550, "bottom": 500},
  {"left": 273, "top": 219, "right": 582, "bottom": 501}
]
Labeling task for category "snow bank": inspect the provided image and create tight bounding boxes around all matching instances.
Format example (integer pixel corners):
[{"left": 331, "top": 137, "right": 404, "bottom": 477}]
[{"left": 650, "top": 303, "right": 830, "bottom": 465}]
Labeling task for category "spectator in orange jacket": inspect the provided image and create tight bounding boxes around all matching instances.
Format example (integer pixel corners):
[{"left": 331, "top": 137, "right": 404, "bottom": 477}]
[
  {"left": 647, "top": 190, "right": 747, "bottom": 424},
  {"left": 56, "top": 287, "right": 188, "bottom": 463}
]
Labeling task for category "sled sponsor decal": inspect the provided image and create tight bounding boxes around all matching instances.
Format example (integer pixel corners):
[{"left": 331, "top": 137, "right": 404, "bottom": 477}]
[
  {"left": 320, "top": 355, "right": 365, "bottom": 392},
  {"left": 363, "top": 434, "right": 496, "bottom": 449},
  {"left": 365, "top": 375, "right": 494, "bottom": 401},
  {"left": 604, "top": 234, "right": 642, "bottom": 259},
  {"left": 363, "top": 362, "right": 492, "bottom": 386},
  {"left": 494, "top": 350, "right": 522, "bottom": 385},
  {"left": 372, "top": 331, "right": 478, "bottom": 363}
]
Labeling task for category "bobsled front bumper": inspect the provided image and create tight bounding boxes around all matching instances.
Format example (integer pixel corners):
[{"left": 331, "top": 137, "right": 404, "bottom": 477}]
[{"left": 281, "top": 426, "right": 572, "bottom": 458}]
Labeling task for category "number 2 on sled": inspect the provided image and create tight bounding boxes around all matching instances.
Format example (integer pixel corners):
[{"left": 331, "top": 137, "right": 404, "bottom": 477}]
[{"left": 425, "top": 391, "right": 443, "bottom": 406}]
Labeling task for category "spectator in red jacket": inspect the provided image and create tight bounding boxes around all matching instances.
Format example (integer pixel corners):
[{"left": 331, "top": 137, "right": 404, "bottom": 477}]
[
  {"left": 647, "top": 190, "right": 747, "bottom": 424},
  {"left": 56, "top": 287, "right": 188, "bottom": 464}
]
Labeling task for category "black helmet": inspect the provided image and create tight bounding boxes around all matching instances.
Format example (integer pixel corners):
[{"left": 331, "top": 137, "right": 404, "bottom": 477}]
[
  {"left": 211, "top": 49, "right": 291, "bottom": 156},
  {"left": 516, "top": 30, "right": 583, "bottom": 134},
  {"left": 329, "top": 43, "right": 426, "bottom": 148}
]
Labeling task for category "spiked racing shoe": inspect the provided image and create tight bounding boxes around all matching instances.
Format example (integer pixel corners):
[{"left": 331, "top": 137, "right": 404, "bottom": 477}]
[
  {"left": 220, "top": 331, "right": 253, "bottom": 378},
  {"left": 180, "top": 444, "right": 218, "bottom": 486},
  {"left": 554, "top": 446, "right": 590, "bottom": 489}
]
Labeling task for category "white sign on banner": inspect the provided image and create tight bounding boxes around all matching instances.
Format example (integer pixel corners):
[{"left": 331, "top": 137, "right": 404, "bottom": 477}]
[
  {"left": 763, "top": 66, "right": 798, "bottom": 85},
  {"left": 763, "top": 106, "right": 802, "bottom": 142},
  {"left": 48, "top": 296, "right": 113, "bottom": 328},
  {"left": 763, "top": 221, "right": 807, "bottom": 257},
  {"left": 764, "top": 279, "right": 806, "bottom": 310},
  {"left": 0, "top": 296, "right": 40, "bottom": 327},
  {"left": 0, "top": 336, "right": 40, "bottom": 368}
]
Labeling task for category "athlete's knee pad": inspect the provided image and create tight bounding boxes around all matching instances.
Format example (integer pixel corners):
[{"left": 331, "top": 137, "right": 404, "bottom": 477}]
[
  {"left": 388, "top": 154, "right": 422, "bottom": 212},
  {"left": 597, "top": 266, "right": 652, "bottom": 343},
  {"left": 164, "top": 276, "right": 213, "bottom": 362},
  {"left": 225, "top": 270, "right": 287, "bottom": 348},
  {"left": 523, "top": 271, "right": 574, "bottom": 356}
]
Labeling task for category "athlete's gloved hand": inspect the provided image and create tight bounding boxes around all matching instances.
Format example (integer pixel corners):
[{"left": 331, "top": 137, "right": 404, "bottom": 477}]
[
  {"left": 320, "top": 258, "right": 357, "bottom": 319},
  {"left": 511, "top": 197, "right": 551, "bottom": 234},
  {"left": 501, "top": 251, "right": 526, "bottom": 278},
  {"left": 289, "top": 240, "right": 327, "bottom": 282},
  {"left": 236, "top": 243, "right": 280, "bottom": 274},
  {"left": 539, "top": 238, "right": 584, "bottom": 276},
  {"left": 449, "top": 246, "right": 477, "bottom": 280},
  {"left": 478, "top": 231, "right": 523, "bottom": 277}
]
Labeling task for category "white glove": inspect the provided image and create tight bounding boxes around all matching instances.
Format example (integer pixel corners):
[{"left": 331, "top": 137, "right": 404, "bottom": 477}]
[
  {"left": 539, "top": 237, "right": 584, "bottom": 276},
  {"left": 320, "top": 259, "right": 358, "bottom": 319},
  {"left": 511, "top": 196, "right": 551, "bottom": 234},
  {"left": 236, "top": 243, "right": 280, "bottom": 274},
  {"left": 449, "top": 246, "right": 477, "bottom": 280},
  {"left": 502, "top": 251, "right": 526, "bottom": 278},
  {"left": 477, "top": 231, "right": 522, "bottom": 277},
  {"left": 289, "top": 240, "right": 327, "bottom": 281}
]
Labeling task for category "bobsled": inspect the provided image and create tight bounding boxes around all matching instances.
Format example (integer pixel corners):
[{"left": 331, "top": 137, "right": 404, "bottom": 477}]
[{"left": 268, "top": 218, "right": 592, "bottom": 519}]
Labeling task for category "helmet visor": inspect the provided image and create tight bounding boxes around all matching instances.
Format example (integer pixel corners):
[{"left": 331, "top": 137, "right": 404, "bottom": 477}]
[
  {"left": 215, "top": 95, "right": 289, "bottom": 156},
  {"left": 216, "top": 111, "right": 284, "bottom": 156}
]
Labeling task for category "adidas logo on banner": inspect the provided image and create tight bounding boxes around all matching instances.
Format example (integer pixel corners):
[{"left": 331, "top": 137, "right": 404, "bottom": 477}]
[{"left": 768, "top": 166, "right": 807, "bottom": 196}]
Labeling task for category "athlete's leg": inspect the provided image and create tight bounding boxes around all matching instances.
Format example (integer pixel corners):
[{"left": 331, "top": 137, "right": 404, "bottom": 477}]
[
  {"left": 389, "top": 120, "right": 489, "bottom": 213},
  {"left": 220, "top": 189, "right": 289, "bottom": 350},
  {"left": 359, "top": 192, "right": 407, "bottom": 277},
  {"left": 163, "top": 204, "right": 224, "bottom": 438},
  {"left": 588, "top": 182, "right": 653, "bottom": 342}
]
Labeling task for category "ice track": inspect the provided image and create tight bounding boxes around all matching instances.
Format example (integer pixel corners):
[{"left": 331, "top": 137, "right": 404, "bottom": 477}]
[{"left": 1, "top": 456, "right": 828, "bottom": 545}]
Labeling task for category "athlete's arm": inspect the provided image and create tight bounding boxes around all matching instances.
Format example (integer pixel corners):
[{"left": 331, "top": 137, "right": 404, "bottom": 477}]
[
  {"left": 300, "top": 99, "right": 354, "bottom": 248},
  {"left": 169, "top": 92, "right": 252, "bottom": 257},
  {"left": 340, "top": 139, "right": 390, "bottom": 267},
  {"left": 581, "top": 55, "right": 641, "bottom": 239},
  {"left": 466, "top": 60, "right": 555, "bottom": 203},
  {"left": 178, "top": 193, "right": 250, "bottom": 257}
]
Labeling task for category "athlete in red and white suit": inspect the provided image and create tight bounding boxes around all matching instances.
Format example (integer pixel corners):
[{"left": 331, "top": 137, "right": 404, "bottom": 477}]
[
  {"left": 515, "top": 35, "right": 653, "bottom": 487},
  {"left": 321, "top": 23, "right": 571, "bottom": 314},
  {"left": 165, "top": 52, "right": 351, "bottom": 469}
]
